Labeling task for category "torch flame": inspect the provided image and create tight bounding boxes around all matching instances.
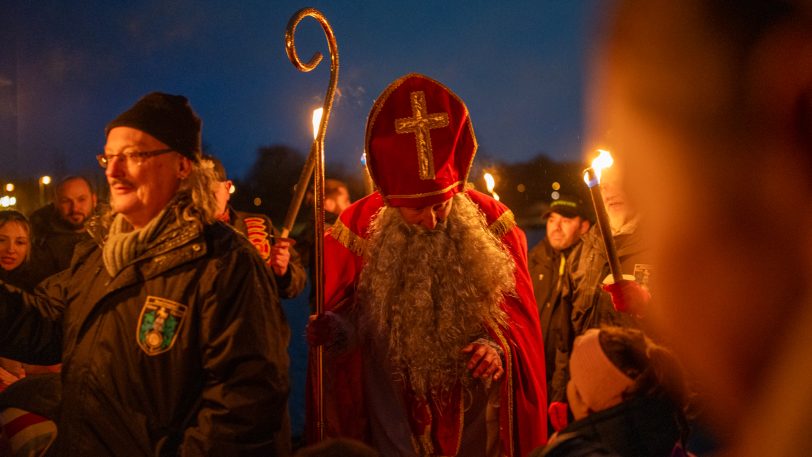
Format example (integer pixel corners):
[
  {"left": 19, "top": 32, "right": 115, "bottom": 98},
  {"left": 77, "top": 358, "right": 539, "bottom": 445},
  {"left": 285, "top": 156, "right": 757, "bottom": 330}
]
[
  {"left": 312, "top": 108, "right": 324, "bottom": 140},
  {"left": 484, "top": 173, "right": 495, "bottom": 193},
  {"left": 483, "top": 173, "right": 500, "bottom": 201},
  {"left": 590, "top": 149, "right": 614, "bottom": 183}
]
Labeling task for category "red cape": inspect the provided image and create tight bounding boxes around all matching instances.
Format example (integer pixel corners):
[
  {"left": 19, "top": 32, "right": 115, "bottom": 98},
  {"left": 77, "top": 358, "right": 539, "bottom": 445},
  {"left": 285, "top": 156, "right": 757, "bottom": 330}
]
[{"left": 306, "top": 190, "right": 547, "bottom": 455}]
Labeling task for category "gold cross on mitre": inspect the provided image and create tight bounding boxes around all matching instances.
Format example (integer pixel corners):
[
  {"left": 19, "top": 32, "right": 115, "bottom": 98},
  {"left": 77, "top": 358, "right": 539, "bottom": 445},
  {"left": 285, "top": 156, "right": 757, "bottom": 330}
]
[{"left": 395, "top": 91, "right": 450, "bottom": 180}]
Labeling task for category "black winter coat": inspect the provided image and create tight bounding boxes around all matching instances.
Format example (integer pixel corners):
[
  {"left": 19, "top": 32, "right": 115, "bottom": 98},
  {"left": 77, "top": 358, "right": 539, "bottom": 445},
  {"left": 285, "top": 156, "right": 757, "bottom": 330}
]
[
  {"left": 528, "top": 237, "right": 580, "bottom": 401},
  {"left": 0, "top": 213, "right": 290, "bottom": 456}
]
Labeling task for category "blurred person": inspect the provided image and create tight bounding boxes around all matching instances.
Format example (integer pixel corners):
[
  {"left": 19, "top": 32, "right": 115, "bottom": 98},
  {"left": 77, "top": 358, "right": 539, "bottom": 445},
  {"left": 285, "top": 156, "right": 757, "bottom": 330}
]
[
  {"left": 0, "top": 210, "right": 36, "bottom": 390},
  {"left": 306, "top": 74, "right": 547, "bottom": 456},
  {"left": 528, "top": 196, "right": 591, "bottom": 406},
  {"left": 530, "top": 327, "right": 691, "bottom": 457},
  {"left": 593, "top": 0, "right": 812, "bottom": 454},
  {"left": 324, "top": 179, "right": 351, "bottom": 217},
  {"left": 0, "top": 212, "right": 59, "bottom": 372},
  {"left": 0, "top": 211, "right": 36, "bottom": 291},
  {"left": 28, "top": 176, "right": 98, "bottom": 280},
  {"left": 0, "top": 92, "right": 289, "bottom": 456},
  {"left": 0, "top": 212, "right": 60, "bottom": 457},
  {"left": 296, "top": 178, "right": 352, "bottom": 312},
  {"left": 206, "top": 154, "right": 306, "bottom": 299},
  {"left": 547, "top": 165, "right": 654, "bottom": 433}
]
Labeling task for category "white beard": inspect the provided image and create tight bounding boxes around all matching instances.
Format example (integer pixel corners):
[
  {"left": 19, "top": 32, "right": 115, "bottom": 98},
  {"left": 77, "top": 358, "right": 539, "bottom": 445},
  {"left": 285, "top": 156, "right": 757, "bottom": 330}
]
[{"left": 356, "top": 193, "right": 516, "bottom": 396}]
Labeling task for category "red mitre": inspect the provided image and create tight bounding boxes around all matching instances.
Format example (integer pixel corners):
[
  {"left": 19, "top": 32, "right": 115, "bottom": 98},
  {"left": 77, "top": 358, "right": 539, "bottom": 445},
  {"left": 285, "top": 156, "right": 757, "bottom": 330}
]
[{"left": 365, "top": 73, "right": 477, "bottom": 208}]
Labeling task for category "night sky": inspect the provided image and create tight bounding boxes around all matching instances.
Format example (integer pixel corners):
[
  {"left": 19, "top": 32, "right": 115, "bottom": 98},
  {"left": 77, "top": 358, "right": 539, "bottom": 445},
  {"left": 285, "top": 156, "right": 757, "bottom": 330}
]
[{"left": 1, "top": 0, "right": 603, "bottom": 180}]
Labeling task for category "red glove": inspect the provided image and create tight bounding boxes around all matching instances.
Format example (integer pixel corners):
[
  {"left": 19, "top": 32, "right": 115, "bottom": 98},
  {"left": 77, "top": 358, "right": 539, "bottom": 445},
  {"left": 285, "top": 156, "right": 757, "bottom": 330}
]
[
  {"left": 602, "top": 279, "right": 651, "bottom": 315},
  {"left": 548, "top": 402, "right": 569, "bottom": 432}
]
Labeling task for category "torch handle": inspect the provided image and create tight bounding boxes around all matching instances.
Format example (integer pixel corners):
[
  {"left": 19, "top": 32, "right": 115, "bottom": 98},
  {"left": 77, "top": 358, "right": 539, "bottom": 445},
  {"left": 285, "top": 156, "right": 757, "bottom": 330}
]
[
  {"left": 586, "top": 169, "right": 624, "bottom": 283},
  {"left": 279, "top": 141, "right": 317, "bottom": 239}
]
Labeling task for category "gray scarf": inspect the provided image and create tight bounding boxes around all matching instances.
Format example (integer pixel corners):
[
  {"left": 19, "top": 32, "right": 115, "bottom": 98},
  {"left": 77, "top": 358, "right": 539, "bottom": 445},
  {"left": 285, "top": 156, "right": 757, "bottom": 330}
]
[{"left": 102, "top": 208, "right": 169, "bottom": 277}]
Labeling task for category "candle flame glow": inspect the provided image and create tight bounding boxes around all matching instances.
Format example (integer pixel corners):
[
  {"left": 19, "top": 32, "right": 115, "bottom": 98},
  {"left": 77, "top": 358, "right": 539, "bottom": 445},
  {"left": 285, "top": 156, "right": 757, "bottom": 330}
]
[
  {"left": 312, "top": 108, "right": 323, "bottom": 140},
  {"left": 484, "top": 173, "right": 495, "bottom": 193}
]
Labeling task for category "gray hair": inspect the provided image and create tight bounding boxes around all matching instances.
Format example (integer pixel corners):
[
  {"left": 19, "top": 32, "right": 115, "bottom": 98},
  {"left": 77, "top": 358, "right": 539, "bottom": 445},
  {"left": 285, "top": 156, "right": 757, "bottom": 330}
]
[{"left": 178, "top": 159, "right": 219, "bottom": 226}]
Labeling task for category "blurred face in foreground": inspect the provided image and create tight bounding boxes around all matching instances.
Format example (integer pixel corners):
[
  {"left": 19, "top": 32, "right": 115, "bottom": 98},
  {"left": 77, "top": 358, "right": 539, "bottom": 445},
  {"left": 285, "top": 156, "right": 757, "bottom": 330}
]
[{"left": 595, "top": 0, "right": 812, "bottom": 439}]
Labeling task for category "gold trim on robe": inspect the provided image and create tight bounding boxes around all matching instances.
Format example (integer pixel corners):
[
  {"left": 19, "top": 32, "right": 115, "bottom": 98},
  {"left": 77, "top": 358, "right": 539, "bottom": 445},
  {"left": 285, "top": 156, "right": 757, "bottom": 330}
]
[
  {"left": 329, "top": 218, "right": 367, "bottom": 256},
  {"left": 488, "top": 210, "right": 516, "bottom": 239}
]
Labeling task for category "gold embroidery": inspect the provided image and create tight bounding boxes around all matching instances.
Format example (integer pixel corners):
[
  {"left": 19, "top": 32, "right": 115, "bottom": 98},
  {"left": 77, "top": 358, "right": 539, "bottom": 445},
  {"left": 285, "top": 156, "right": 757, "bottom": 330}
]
[
  {"left": 329, "top": 218, "right": 366, "bottom": 256},
  {"left": 385, "top": 181, "right": 463, "bottom": 201},
  {"left": 395, "top": 91, "right": 449, "bottom": 180},
  {"left": 407, "top": 393, "right": 464, "bottom": 457},
  {"left": 491, "top": 326, "right": 514, "bottom": 457},
  {"left": 488, "top": 210, "right": 516, "bottom": 239},
  {"left": 365, "top": 74, "right": 478, "bottom": 188}
]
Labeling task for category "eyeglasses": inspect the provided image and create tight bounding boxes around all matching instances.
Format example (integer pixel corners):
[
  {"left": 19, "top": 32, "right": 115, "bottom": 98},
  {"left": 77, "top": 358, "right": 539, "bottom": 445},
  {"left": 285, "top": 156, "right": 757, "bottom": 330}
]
[{"left": 96, "top": 148, "right": 174, "bottom": 169}]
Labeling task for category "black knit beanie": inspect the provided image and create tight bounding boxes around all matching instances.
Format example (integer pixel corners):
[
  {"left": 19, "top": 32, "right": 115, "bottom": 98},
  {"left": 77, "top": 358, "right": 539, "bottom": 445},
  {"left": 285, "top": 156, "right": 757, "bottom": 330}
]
[{"left": 106, "top": 92, "right": 202, "bottom": 161}]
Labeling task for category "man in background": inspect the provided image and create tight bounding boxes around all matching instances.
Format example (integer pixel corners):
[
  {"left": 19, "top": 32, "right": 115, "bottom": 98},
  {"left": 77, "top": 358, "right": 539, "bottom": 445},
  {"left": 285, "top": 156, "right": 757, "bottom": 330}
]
[
  {"left": 528, "top": 196, "right": 591, "bottom": 408},
  {"left": 296, "top": 178, "right": 352, "bottom": 312},
  {"left": 29, "top": 176, "right": 98, "bottom": 280},
  {"left": 207, "top": 154, "right": 306, "bottom": 300}
]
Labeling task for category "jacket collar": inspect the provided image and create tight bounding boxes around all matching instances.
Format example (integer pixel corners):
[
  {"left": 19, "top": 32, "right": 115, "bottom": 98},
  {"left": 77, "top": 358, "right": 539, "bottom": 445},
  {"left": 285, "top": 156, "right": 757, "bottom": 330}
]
[{"left": 85, "top": 198, "right": 209, "bottom": 290}]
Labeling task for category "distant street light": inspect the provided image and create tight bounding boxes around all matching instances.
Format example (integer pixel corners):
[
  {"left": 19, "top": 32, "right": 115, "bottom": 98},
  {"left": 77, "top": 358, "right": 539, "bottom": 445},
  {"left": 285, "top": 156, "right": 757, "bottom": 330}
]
[
  {"left": 4, "top": 183, "right": 13, "bottom": 192},
  {"left": 39, "top": 175, "right": 52, "bottom": 207}
]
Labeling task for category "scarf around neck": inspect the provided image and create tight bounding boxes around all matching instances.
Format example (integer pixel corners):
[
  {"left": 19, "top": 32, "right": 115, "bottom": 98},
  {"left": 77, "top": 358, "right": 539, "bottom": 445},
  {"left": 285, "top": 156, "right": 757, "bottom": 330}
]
[{"left": 101, "top": 207, "right": 173, "bottom": 277}]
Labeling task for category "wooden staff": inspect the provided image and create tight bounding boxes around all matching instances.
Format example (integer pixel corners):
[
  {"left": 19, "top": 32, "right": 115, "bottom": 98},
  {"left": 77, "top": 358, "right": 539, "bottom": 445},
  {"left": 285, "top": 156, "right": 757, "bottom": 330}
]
[{"left": 284, "top": 7, "right": 338, "bottom": 442}]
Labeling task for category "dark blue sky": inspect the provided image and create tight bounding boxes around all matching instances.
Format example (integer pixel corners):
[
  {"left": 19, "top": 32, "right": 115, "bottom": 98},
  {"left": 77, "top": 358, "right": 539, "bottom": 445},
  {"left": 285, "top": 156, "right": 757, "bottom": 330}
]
[{"left": 2, "top": 0, "right": 603, "bottom": 180}]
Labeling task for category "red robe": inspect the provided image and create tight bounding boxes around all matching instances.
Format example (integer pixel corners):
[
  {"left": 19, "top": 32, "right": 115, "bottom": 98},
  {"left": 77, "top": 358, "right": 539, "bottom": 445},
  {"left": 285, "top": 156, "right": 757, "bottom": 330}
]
[{"left": 306, "top": 189, "right": 547, "bottom": 456}]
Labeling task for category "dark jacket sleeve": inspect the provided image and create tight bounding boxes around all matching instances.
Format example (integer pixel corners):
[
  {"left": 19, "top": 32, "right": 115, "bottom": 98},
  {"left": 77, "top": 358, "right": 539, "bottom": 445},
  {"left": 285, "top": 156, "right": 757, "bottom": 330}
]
[
  {"left": 181, "top": 244, "right": 290, "bottom": 456},
  {"left": 0, "top": 271, "right": 67, "bottom": 365}
]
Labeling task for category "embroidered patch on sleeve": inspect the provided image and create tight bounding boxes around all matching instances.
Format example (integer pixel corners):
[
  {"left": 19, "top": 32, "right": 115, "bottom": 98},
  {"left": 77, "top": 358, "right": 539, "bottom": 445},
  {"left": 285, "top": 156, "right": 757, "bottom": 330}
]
[{"left": 243, "top": 217, "right": 272, "bottom": 262}]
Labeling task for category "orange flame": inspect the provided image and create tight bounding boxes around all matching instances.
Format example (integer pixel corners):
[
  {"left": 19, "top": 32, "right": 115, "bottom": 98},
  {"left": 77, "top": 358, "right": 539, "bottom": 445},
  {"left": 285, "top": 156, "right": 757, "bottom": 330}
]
[{"left": 591, "top": 149, "right": 614, "bottom": 182}]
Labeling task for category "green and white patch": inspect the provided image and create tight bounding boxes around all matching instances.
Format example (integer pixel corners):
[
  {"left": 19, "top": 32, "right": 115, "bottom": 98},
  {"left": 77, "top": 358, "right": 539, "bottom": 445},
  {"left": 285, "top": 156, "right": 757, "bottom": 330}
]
[{"left": 137, "top": 296, "right": 187, "bottom": 356}]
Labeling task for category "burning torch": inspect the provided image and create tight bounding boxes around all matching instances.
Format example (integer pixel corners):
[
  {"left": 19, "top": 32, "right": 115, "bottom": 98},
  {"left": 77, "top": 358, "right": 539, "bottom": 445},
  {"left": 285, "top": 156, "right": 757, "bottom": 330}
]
[
  {"left": 279, "top": 108, "right": 323, "bottom": 239},
  {"left": 583, "top": 149, "right": 623, "bottom": 283},
  {"left": 483, "top": 172, "right": 500, "bottom": 201}
]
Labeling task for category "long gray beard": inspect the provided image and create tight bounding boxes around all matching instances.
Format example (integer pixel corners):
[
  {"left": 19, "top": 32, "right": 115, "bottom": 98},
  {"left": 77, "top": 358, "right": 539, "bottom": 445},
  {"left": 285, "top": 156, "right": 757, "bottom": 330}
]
[{"left": 356, "top": 193, "right": 515, "bottom": 396}]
